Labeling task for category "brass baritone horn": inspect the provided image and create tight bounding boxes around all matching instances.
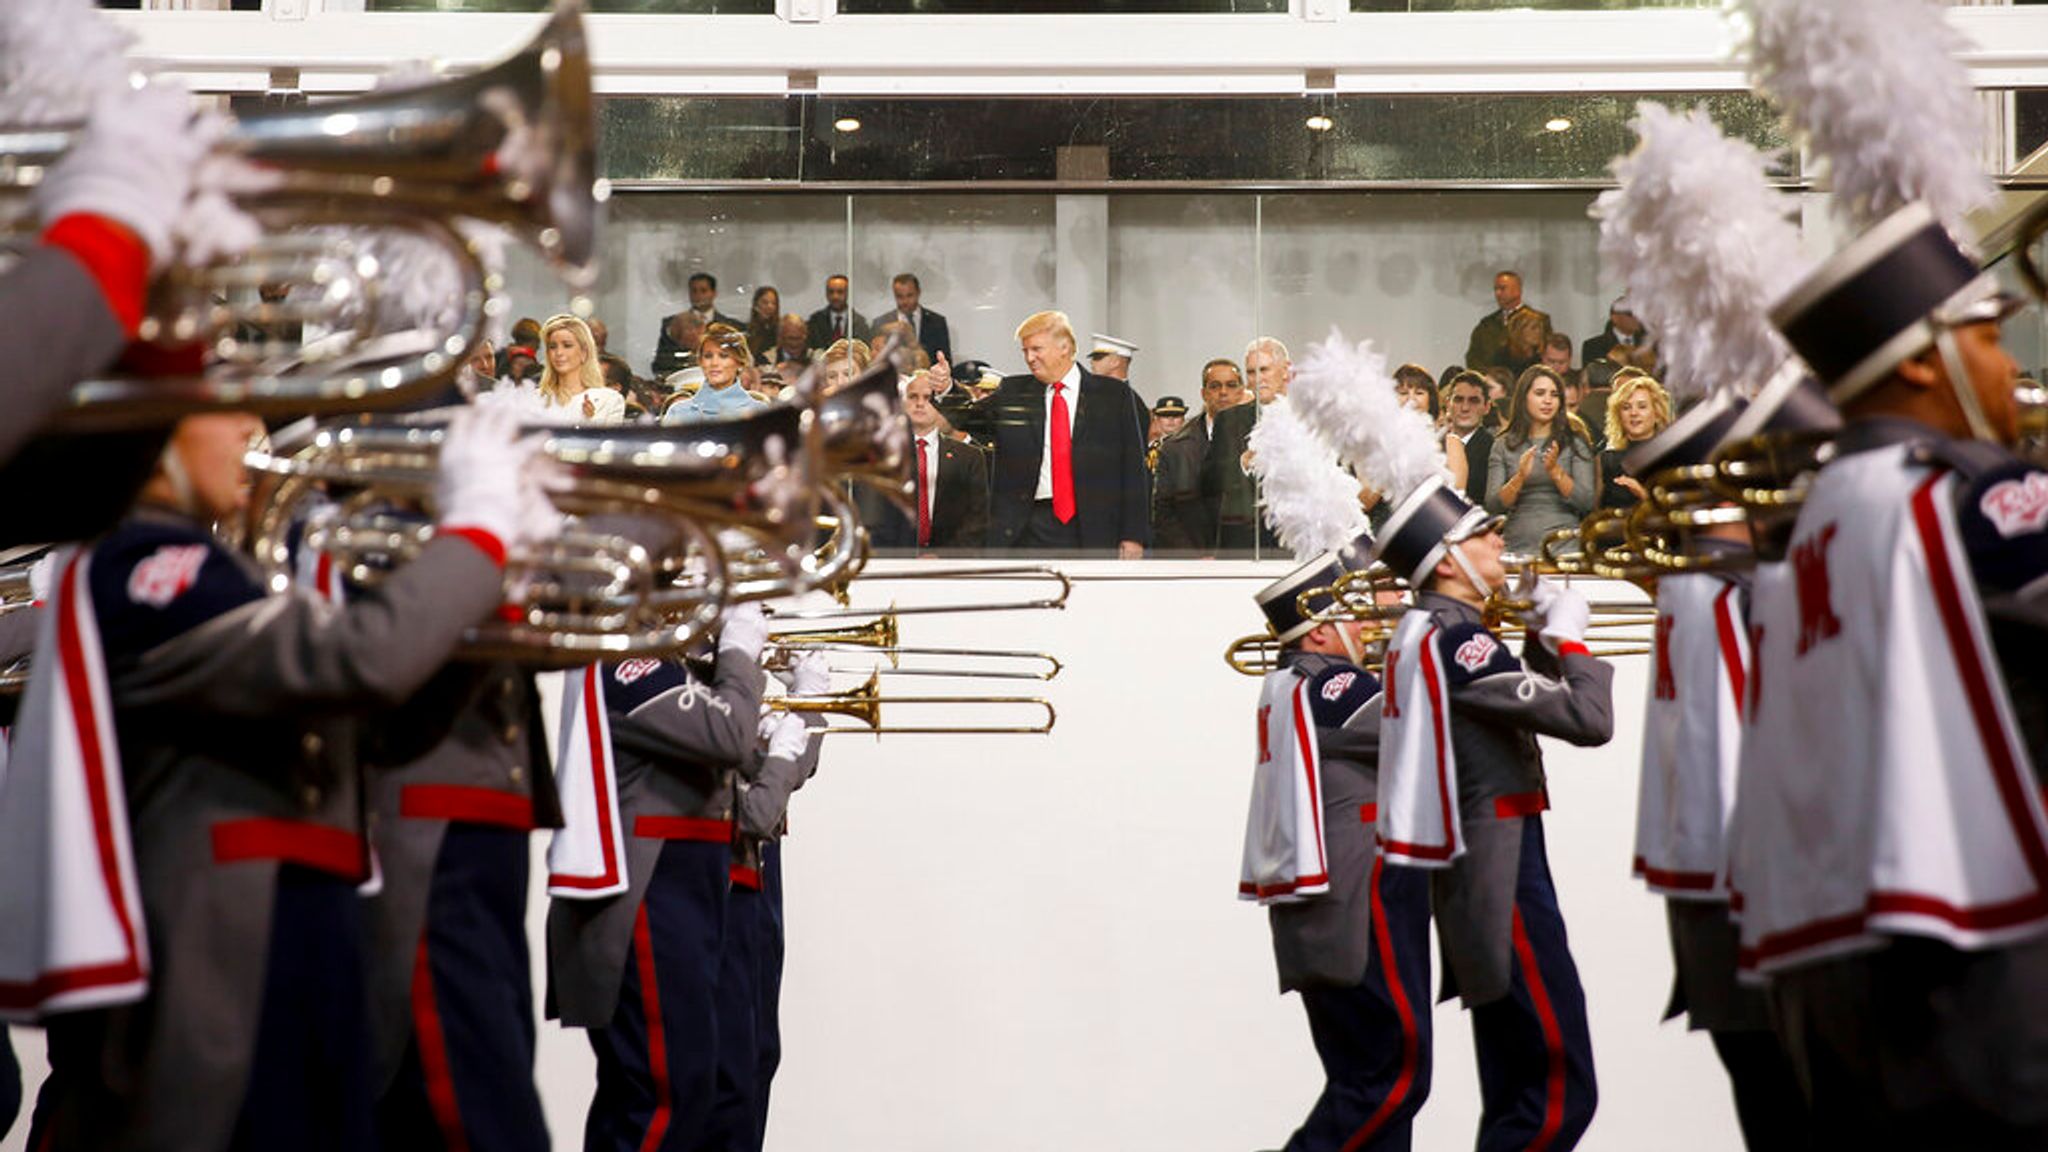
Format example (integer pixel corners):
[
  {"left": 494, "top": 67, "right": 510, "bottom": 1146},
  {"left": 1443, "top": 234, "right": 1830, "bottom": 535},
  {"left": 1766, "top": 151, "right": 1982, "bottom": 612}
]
[
  {"left": 0, "top": 0, "right": 601, "bottom": 429},
  {"left": 247, "top": 404, "right": 818, "bottom": 665}
]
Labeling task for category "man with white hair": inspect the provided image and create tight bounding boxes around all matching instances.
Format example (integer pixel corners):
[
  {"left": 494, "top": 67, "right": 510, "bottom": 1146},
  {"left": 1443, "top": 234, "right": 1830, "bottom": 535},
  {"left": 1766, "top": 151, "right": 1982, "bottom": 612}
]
[
  {"left": 1204, "top": 336, "right": 1290, "bottom": 552},
  {"left": 951, "top": 310, "right": 1149, "bottom": 556}
]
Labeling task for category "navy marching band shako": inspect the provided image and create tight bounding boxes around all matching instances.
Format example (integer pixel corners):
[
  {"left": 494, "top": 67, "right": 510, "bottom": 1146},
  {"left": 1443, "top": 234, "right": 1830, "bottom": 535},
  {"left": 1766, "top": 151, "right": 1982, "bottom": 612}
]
[{"left": 1371, "top": 476, "right": 1501, "bottom": 589}]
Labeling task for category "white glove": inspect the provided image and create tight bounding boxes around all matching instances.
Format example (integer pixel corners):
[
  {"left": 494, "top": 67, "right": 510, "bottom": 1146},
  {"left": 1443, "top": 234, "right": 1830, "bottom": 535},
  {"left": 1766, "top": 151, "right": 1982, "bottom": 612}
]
[
  {"left": 784, "top": 651, "right": 830, "bottom": 697},
  {"left": 435, "top": 403, "right": 550, "bottom": 551},
  {"left": 719, "top": 603, "right": 770, "bottom": 661},
  {"left": 1537, "top": 583, "right": 1591, "bottom": 651},
  {"left": 1521, "top": 577, "right": 1560, "bottom": 633},
  {"left": 27, "top": 553, "right": 56, "bottom": 601},
  {"left": 759, "top": 711, "right": 813, "bottom": 762},
  {"left": 35, "top": 81, "right": 209, "bottom": 271}
]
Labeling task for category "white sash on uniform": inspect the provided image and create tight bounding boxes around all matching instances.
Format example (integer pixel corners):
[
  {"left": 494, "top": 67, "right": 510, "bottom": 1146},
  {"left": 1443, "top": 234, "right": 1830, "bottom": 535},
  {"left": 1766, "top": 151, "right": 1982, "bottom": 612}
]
[
  {"left": 547, "top": 665, "right": 629, "bottom": 899},
  {"left": 1376, "top": 610, "right": 1463, "bottom": 869},
  {"left": 1238, "top": 667, "right": 1329, "bottom": 904},
  {"left": 1729, "top": 446, "right": 2048, "bottom": 975},
  {"left": 1633, "top": 574, "right": 1748, "bottom": 900},
  {"left": 0, "top": 550, "right": 151, "bottom": 1020}
]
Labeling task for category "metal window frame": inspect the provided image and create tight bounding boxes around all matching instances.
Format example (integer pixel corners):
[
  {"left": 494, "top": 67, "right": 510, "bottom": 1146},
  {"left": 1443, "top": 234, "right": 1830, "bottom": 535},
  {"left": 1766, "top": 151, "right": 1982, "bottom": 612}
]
[{"left": 109, "top": 6, "right": 2048, "bottom": 98}]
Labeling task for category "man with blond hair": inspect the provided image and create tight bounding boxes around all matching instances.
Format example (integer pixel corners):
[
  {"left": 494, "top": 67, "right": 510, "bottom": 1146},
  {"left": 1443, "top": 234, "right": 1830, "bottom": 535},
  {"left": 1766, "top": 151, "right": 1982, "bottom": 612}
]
[{"left": 952, "top": 310, "right": 1149, "bottom": 556}]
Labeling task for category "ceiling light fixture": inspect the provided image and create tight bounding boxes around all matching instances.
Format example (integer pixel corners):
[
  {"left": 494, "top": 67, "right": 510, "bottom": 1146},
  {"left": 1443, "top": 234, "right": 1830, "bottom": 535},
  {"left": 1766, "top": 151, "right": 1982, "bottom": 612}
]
[
  {"left": 834, "top": 117, "right": 862, "bottom": 133},
  {"left": 1544, "top": 117, "right": 1573, "bottom": 133},
  {"left": 1305, "top": 114, "right": 1334, "bottom": 133}
]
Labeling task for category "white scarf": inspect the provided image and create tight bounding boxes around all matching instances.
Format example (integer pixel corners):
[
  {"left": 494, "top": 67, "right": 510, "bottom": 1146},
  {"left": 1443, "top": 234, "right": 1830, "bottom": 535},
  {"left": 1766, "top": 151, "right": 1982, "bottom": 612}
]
[
  {"left": 0, "top": 550, "right": 150, "bottom": 1020},
  {"left": 1376, "top": 609, "right": 1463, "bottom": 869},
  {"left": 547, "top": 665, "right": 628, "bottom": 899},
  {"left": 1237, "top": 666, "right": 1329, "bottom": 904}
]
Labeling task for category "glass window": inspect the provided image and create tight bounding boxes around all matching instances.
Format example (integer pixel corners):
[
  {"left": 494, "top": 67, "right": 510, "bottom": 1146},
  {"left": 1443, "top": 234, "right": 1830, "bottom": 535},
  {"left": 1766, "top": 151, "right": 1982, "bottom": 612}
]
[
  {"left": 366, "top": 0, "right": 772, "bottom": 12},
  {"left": 840, "top": 0, "right": 1285, "bottom": 11}
]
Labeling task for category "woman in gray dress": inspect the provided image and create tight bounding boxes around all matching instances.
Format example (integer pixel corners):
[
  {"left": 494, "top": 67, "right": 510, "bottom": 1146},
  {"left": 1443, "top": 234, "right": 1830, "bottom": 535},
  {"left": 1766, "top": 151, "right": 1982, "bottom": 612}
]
[{"left": 1484, "top": 365, "right": 1597, "bottom": 554}]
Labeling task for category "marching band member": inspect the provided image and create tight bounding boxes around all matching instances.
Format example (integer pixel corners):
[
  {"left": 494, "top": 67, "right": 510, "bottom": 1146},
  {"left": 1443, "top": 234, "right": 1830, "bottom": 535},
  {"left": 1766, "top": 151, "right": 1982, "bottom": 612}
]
[
  {"left": 1373, "top": 477, "right": 1612, "bottom": 1151},
  {"left": 363, "top": 660, "right": 563, "bottom": 1148},
  {"left": 1239, "top": 394, "right": 1431, "bottom": 1152},
  {"left": 1726, "top": 1, "right": 2048, "bottom": 1141},
  {"left": 546, "top": 606, "right": 802, "bottom": 1151},
  {"left": 3, "top": 402, "right": 556, "bottom": 1150},
  {"left": 707, "top": 654, "right": 827, "bottom": 1152}
]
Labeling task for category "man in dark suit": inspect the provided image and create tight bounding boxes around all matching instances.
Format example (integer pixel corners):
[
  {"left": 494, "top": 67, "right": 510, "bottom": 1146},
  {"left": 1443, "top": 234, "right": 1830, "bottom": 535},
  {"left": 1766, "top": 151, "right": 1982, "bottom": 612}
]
[
  {"left": 951, "top": 310, "right": 1148, "bottom": 557},
  {"left": 1444, "top": 370, "right": 1496, "bottom": 505},
  {"left": 878, "top": 273, "right": 952, "bottom": 364},
  {"left": 1153, "top": 358, "right": 1244, "bottom": 553},
  {"left": 864, "top": 372, "right": 989, "bottom": 554},
  {"left": 1464, "top": 270, "right": 1552, "bottom": 376},
  {"left": 1579, "top": 296, "right": 1650, "bottom": 368},
  {"left": 1205, "top": 337, "right": 1287, "bottom": 553},
  {"left": 805, "top": 275, "right": 870, "bottom": 352},
  {"left": 652, "top": 272, "right": 742, "bottom": 376}
]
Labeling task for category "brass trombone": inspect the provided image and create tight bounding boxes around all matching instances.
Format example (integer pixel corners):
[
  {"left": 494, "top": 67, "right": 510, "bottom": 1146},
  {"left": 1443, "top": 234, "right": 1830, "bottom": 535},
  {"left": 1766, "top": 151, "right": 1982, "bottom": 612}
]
[
  {"left": 1483, "top": 553, "right": 1656, "bottom": 657},
  {"left": 765, "top": 565, "right": 1074, "bottom": 622},
  {"left": 1629, "top": 464, "right": 1753, "bottom": 574},
  {"left": 1, "top": 0, "right": 602, "bottom": 429},
  {"left": 767, "top": 671, "right": 1056, "bottom": 736},
  {"left": 767, "top": 613, "right": 1063, "bottom": 681}
]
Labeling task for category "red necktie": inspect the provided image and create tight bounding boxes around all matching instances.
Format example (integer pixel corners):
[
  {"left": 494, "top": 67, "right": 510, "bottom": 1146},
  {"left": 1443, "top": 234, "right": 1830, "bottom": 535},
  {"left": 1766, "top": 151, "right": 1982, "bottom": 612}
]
[
  {"left": 834, "top": 315, "right": 844, "bottom": 339},
  {"left": 1050, "top": 381, "right": 1076, "bottom": 524},
  {"left": 916, "top": 438, "right": 932, "bottom": 548}
]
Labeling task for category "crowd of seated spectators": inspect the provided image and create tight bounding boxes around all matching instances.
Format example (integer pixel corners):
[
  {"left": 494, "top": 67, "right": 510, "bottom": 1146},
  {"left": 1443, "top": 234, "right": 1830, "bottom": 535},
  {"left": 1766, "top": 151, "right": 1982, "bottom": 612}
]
[{"left": 474, "top": 265, "right": 1682, "bottom": 561}]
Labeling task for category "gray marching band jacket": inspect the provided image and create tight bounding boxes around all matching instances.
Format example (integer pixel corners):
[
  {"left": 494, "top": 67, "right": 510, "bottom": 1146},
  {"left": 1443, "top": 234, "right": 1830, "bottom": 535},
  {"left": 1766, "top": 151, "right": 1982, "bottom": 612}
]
[
  {"left": 733, "top": 710, "right": 826, "bottom": 876},
  {"left": 546, "top": 644, "right": 765, "bottom": 1028},
  {"left": 1415, "top": 590, "right": 1614, "bottom": 1006},
  {"left": 1269, "top": 650, "right": 1385, "bottom": 992},
  {"left": 0, "top": 248, "right": 125, "bottom": 467},
  {"left": 361, "top": 662, "right": 564, "bottom": 1089},
  {"left": 69, "top": 506, "right": 502, "bottom": 1151}
]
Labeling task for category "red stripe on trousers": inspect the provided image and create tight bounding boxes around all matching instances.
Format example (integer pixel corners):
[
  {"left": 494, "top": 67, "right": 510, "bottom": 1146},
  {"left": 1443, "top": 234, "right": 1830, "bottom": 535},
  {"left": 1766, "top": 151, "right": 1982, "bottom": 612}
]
[
  {"left": 634, "top": 904, "right": 674, "bottom": 1152},
  {"left": 1344, "top": 856, "right": 1418, "bottom": 1151},
  {"left": 410, "top": 934, "right": 471, "bottom": 1152},
  {"left": 1510, "top": 908, "right": 1567, "bottom": 1152}
]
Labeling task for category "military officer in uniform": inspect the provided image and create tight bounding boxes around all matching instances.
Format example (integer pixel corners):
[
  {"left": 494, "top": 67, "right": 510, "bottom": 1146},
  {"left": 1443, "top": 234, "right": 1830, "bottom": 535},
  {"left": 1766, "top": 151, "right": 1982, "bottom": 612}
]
[
  {"left": 14, "top": 403, "right": 555, "bottom": 1150},
  {"left": 1373, "top": 477, "right": 1611, "bottom": 1151}
]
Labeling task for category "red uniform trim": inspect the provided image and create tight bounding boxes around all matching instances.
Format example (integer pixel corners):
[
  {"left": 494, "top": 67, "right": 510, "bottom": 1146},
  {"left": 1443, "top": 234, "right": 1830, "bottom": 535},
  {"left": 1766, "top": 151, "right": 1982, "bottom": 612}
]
[
  {"left": 4, "top": 558, "right": 146, "bottom": 1002},
  {"left": 1344, "top": 856, "right": 1419, "bottom": 1151},
  {"left": 1358, "top": 803, "right": 1378, "bottom": 824},
  {"left": 1292, "top": 680, "right": 1328, "bottom": 879},
  {"left": 730, "top": 864, "right": 762, "bottom": 890},
  {"left": 42, "top": 214, "right": 148, "bottom": 336},
  {"left": 1712, "top": 585, "right": 1747, "bottom": 722},
  {"left": 1493, "top": 791, "right": 1548, "bottom": 820},
  {"left": 400, "top": 784, "right": 535, "bottom": 830},
  {"left": 634, "top": 815, "right": 734, "bottom": 843},
  {"left": 1554, "top": 641, "right": 1591, "bottom": 660},
  {"left": 439, "top": 526, "right": 508, "bottom": 569},
  {"left": 551, "top": 669, "right": 626, "bottom": 891},
  {"left": 1236, "top": 873, "right": 1331, "bottom": 899},
  {"left": 211, "top": 819, "right": 366, "bottom": 881},
  {"left": 1510, "top": 908, "right": 1568, "bottom": 1152},
  {"left": 633, "top": 904, "right": 674, "bottom": 1152},
  {"left": 1631, "top": 855, "right": 1718, "bottom": 893},
  {"left": 410, "top": 935, "right": 472, "bottom": 1152}
]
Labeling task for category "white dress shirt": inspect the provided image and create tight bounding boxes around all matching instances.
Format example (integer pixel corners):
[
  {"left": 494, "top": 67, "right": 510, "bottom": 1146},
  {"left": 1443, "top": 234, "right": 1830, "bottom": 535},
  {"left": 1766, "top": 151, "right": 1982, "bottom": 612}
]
[
  {"left": 897, "top": 308, "right": 923, "bottom": 342},
  {"left": 1034, "top": 363, "right": 1083, "bottom": 501}
]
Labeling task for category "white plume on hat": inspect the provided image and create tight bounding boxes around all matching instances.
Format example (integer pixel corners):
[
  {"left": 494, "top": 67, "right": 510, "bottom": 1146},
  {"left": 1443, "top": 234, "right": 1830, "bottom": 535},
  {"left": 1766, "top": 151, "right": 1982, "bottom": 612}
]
[
  {"left": 1248, "top": 398, "right": 1368, "bottom": 559},
  {"left": 0, "top": 0, "right": 134, "bottom": 125},
  {"left": 1592, "top": 102, "right": 1811, "bottom": 406},
  {"left": 1288, "top": 329, "right": 1446, "bottom": 510},
  {"left": 1738, "top": 0, "right": 1992, "bottom": 239}
]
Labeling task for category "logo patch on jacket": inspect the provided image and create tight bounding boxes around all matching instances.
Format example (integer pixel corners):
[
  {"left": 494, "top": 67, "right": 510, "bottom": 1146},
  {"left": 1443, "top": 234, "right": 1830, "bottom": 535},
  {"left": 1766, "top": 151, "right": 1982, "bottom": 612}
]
[
  {"left": 1320, "top": 671, "right": 1357, "bottom": 702},
  {"left": 126, "top": 544, "right": 208, "bottom": 608},
  {"left": 613, "top": 659, "right": 662, "bottom": 685},
  {"left": 1454, "top": 632, "right": 1500, "bottom": 673},
  {"left": 1980, "top": 473, "right": 2048, "bottom": 538}
]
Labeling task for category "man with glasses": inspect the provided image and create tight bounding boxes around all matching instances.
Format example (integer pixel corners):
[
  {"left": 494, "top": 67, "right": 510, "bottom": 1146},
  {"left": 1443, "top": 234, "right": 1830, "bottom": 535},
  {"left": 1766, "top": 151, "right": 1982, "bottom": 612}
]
[{"left": 1152, "top": 358, "right": 1245, "bottom": 554}]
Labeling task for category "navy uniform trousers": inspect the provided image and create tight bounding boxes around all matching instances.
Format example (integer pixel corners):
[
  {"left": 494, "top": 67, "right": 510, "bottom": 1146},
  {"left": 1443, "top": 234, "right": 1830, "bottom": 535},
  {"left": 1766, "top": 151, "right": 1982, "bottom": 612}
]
[
  {"left": 705, "top": 841, "right": 788, "bottom": 1152},
  {"left": 1468, "top": 818, "right": 1597, "bottom": 1152},
  {"left": 377, "top": 823, "right": 548, "bottom": 1151},
  {"left": 33, "top": 866, "right": 376, "bottom": 1152},
  {"left": 1286, "top": 857, "right": 1434, "bottom": 1152},
  {"left": 588, "top": 839, "right": 730, "bottom": 1152}
]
